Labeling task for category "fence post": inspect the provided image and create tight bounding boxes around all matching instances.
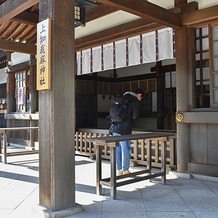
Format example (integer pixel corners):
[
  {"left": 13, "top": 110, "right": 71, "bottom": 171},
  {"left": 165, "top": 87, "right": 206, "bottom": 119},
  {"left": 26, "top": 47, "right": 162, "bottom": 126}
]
[{"left": 3, "top": 130, "right": 7, "bottom": 164}]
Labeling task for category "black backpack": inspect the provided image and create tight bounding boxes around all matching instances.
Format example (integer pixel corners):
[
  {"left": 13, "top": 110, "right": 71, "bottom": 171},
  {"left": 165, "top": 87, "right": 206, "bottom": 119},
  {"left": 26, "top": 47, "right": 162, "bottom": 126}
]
[{"left": 108, "top": 95, "right": 129, "bottom": 123}]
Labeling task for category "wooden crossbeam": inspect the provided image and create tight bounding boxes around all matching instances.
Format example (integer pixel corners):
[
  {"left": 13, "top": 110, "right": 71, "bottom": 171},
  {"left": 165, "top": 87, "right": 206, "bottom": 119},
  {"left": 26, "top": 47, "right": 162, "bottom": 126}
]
[
  {"left": 11, "top": 11, "right": 39, "bottom": 25},
  {"left": 0, "top": 0, "right": 39, "bottom": 25},
  {"left": 85, "top": 4, "right": 117, "bottom": 23},
  {"left": 0, "top": 38, "right": 36, "bottom": 54},
  {"left": 96, "top": 0, "right": 182, "bottom": 29},
  {"left": 182, "top": 5, "right": 218, "bottom": 26}
]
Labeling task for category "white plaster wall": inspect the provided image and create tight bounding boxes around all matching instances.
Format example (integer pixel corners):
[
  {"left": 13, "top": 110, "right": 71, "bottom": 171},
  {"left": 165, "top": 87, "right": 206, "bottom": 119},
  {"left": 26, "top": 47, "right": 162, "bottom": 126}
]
[
  {"left": 116, "top": 59, "right": 175, "bottom": 78},
  {"left": 150, "top": 0, "right": 218, "bottom": 10},
  {"left": 148, "top": 0, "right": 174, "bottom": 9},
  {"left": 76, "top": 11, "right": 139, "bottom": 39},
  {"left": 0, "top": 52, "right": 30, "bottom": 84},
  {"left": 188, "top": 0, "right": 218, "bottom": 9},
  {"left": 11, "top": 52, "right": 30, "bottom": 65},
  {"left": 0, "top": 68, "right": 7, "bottom": 84},
  {"left": 117, "top": 62, "right": 155, "bottom": 78}
]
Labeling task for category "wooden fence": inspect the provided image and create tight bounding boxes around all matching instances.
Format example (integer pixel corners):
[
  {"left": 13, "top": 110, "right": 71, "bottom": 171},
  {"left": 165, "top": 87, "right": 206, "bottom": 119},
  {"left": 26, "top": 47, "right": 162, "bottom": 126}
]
[
  {"left": 75, "top": 129, "right": 177, "bottom": 169},
  {"left": 1, "top": 127, "right": 176, "bottom": 169}
]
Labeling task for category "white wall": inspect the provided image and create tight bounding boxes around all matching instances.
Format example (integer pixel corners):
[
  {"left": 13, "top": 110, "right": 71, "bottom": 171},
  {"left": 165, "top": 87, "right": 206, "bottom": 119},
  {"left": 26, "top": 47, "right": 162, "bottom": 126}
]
[
  {"left": 11, "top": 52, "right": 30, "bottom": 65},
  {"left": 116, "top": 62, "right": 155, "bottom": 78},
  {"left": 115, "top": 59, "right": 175, "bottom": 78},
  {"left": 0, "top": 68, "right": 7, "bottom": 84},
  {"left": 149, "top": 0, "right": 174, "bottom": 9},
  {"left": 188, "top": 0, "right": 218, "bottom": 9},
  {"left": 150, "top": 0, "right": 218, "bottom": 10},
  {"left": 0, "top": 52, "right": 31, "bottom": 84}
]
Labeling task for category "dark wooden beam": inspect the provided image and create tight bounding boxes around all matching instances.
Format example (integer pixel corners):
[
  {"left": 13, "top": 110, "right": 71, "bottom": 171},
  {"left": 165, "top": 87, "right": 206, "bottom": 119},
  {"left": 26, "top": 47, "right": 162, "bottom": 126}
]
[
  {"left": 11, "top": 11, "right": 38, "bottom": 25},
  {"left": 151, "top": 64, "right": 176, "bottom": 72},
  {"left": 0, "top": 0, "right": 39, "bottom": 25},
  {"left": 182, "top": 5, "right": 218, "bottom": 26},
  {"left": 86, "top": 4, "right": 117, "bottom": 22},
  {"left": 10, "top": 4, "right": 117, "bottom": 27},
  {"left": 0, "top": 39, "right": 36, "bottom": 54},
  {"left": 96, "top": 0, "right": 182, "bottom": 29},
  {"left": 7, "top": 59, "right": 36, "bottom": 73},
  {"left": 174, "top": 0, "right": 187, "bottom": 7}
]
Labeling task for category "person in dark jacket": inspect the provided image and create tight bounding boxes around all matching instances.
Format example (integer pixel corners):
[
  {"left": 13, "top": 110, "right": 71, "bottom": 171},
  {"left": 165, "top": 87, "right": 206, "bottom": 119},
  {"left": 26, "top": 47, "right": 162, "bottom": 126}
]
[{"left": 109, "top": 88, "right": 145, "bottom": 175}]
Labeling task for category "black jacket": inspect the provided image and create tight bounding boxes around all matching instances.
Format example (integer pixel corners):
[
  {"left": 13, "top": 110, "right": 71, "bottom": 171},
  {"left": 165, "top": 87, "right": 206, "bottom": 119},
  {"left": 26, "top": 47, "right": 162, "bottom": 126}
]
[{"left": 109, "top": 92, "right": 140, "bottom": 135}]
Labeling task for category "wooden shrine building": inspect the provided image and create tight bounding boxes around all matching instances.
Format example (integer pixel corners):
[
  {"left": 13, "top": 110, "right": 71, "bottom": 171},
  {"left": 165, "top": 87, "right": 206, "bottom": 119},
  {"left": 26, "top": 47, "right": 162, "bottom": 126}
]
[{"left": 0, "top": 0, "right": 218, "bottom": 216}]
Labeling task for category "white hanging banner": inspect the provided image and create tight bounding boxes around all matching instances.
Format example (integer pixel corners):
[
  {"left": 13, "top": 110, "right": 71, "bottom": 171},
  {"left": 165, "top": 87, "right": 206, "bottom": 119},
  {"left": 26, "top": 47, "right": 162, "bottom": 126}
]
[
  {"left": 76, "top": 27, "right": 174, "bottom": 75},
  {"left": 18, "top": 87, "right": 24, "bottom": 105}
]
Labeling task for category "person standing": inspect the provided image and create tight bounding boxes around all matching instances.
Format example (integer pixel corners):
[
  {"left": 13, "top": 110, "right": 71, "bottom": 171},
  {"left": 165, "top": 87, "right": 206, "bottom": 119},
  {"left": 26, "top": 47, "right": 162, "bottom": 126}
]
[{"left": 109, "top": 88, "right": 144, "bottom": 175}]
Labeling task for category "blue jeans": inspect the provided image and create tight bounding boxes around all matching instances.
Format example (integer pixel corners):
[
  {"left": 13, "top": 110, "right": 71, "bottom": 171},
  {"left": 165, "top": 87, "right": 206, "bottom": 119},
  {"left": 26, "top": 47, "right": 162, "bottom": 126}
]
[{"left": 113, "top": 133, "right": 131, "bottom": 171}]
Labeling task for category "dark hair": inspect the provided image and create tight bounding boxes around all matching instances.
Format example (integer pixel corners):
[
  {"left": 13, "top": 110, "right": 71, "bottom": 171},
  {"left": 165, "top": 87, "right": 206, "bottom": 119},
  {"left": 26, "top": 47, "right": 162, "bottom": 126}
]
[{"left": 134, "top": 88, "right": 145, "bottom": 97}]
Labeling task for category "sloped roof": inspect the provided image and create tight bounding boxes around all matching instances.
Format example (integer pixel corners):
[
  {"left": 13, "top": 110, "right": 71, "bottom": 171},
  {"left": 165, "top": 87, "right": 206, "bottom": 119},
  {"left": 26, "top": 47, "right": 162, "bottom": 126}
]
[{"left": 0, "top": 1, "right": 38, "bottom": 44}]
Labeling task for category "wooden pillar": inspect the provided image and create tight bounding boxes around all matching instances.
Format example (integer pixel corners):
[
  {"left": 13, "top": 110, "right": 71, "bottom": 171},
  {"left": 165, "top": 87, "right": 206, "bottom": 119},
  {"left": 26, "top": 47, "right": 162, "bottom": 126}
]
[
  {"left": 6, "top": 52, "right": 16, "bottom": 115},
  {"left": 156, "top": 61, "right": 165, "bottom": 129},
  {"left": 175, "top": 27, "right": 189, "bottom": 172},
  {"left": 29, "top": 55, "right": 38, "bottom": 113},
  {"left": 93, "top": 73, "right": 98, "bottom": 127},
  {"left": 6, "top": 73, "right": 16, "bottom": 115},
  {"left": 38, "top": 0, "right": 81, "bottom": 214},
  {"left": 6, "top": 52, "right": 16, "bottom": 129}
]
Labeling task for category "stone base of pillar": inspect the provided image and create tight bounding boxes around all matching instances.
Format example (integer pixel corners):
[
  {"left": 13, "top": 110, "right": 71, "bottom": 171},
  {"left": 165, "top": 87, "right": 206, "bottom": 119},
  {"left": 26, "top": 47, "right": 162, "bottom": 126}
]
[
  {"left": 177, "top": 162, "right": 188, "bottom": 172},
  {"left": 171, "top": 170, "right": 192, "bottom": 179},
  {"left": 33, "top": 204, "right": 83, "bottom": 218}
]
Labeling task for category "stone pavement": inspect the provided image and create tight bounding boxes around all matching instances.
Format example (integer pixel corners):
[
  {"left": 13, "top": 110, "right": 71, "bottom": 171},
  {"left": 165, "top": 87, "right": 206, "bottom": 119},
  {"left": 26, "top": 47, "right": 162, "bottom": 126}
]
[{"left": 1, "top": 153, "right": 218, "bottom": 218}]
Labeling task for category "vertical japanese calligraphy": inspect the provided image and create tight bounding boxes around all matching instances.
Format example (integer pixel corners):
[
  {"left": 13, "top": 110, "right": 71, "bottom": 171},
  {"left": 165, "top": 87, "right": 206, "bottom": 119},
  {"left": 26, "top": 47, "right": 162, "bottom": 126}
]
[{"left": 37, "top": 18, "right": 51, "bottom": 90}]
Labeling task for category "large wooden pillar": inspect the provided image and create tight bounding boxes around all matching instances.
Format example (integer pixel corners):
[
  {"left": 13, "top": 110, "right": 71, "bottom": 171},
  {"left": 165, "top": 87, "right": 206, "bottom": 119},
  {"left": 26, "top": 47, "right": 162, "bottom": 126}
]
[
  {"left": 175, "top": 27, "right": 190, "bottom": 172},
  {"left": 38, "top": 0, "right": 81, "bottom": 215}
]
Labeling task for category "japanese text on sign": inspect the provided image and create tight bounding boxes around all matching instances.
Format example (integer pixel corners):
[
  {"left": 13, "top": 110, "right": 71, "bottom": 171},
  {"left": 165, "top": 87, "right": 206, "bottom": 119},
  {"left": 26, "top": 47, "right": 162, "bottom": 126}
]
[{"left": 37, "top": 18, "right": 51, "bottom": 90}]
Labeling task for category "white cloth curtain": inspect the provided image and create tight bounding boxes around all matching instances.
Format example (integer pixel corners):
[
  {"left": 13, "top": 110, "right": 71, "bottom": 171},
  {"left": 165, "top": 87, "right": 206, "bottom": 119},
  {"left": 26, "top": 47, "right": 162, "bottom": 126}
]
[
  {"left": 103, "top": 43, "right": 113, "bottom": 71},
  {"left": 92, "top": 46, "right": 101, "bottom": 73},
  {"left": 128, "top": 35, "right": 140, "bottom": 66},
  {"left": 82, "top": 49, "right": 91, "bottom": 75},
  {"left": 158, "top": 28, "right": 174, "bottom": 60},
  {"left": 115, "top": 39, "right": 126, "bottom": 69},
  {"left": 76, "top": 27, "right": 174, "bottom": 75},
  {"left": 142, "top": 31, "right": 156, "bottom": 63}
]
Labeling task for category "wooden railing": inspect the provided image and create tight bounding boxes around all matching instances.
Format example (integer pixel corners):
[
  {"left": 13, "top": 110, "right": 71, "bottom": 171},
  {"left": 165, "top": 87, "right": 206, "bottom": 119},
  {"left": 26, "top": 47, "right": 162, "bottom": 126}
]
[
  {"left": 86, "top": 132, "right": 174, "bottom": 199},
  {"left": 1, "top": 127, "right": 176, "bottom": 169},
  {"left": 0, "top": 127, "right": 39, "bottom": 163},
  {"left": 75, "top": 128, "right": 177, "bottom": 169}
]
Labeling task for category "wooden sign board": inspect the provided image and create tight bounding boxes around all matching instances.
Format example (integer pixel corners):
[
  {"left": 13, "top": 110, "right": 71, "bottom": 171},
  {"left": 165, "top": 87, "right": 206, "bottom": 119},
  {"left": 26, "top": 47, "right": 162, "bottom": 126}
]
[{"left": 37, "top": 18, "right": 51, "bottom": 90}]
